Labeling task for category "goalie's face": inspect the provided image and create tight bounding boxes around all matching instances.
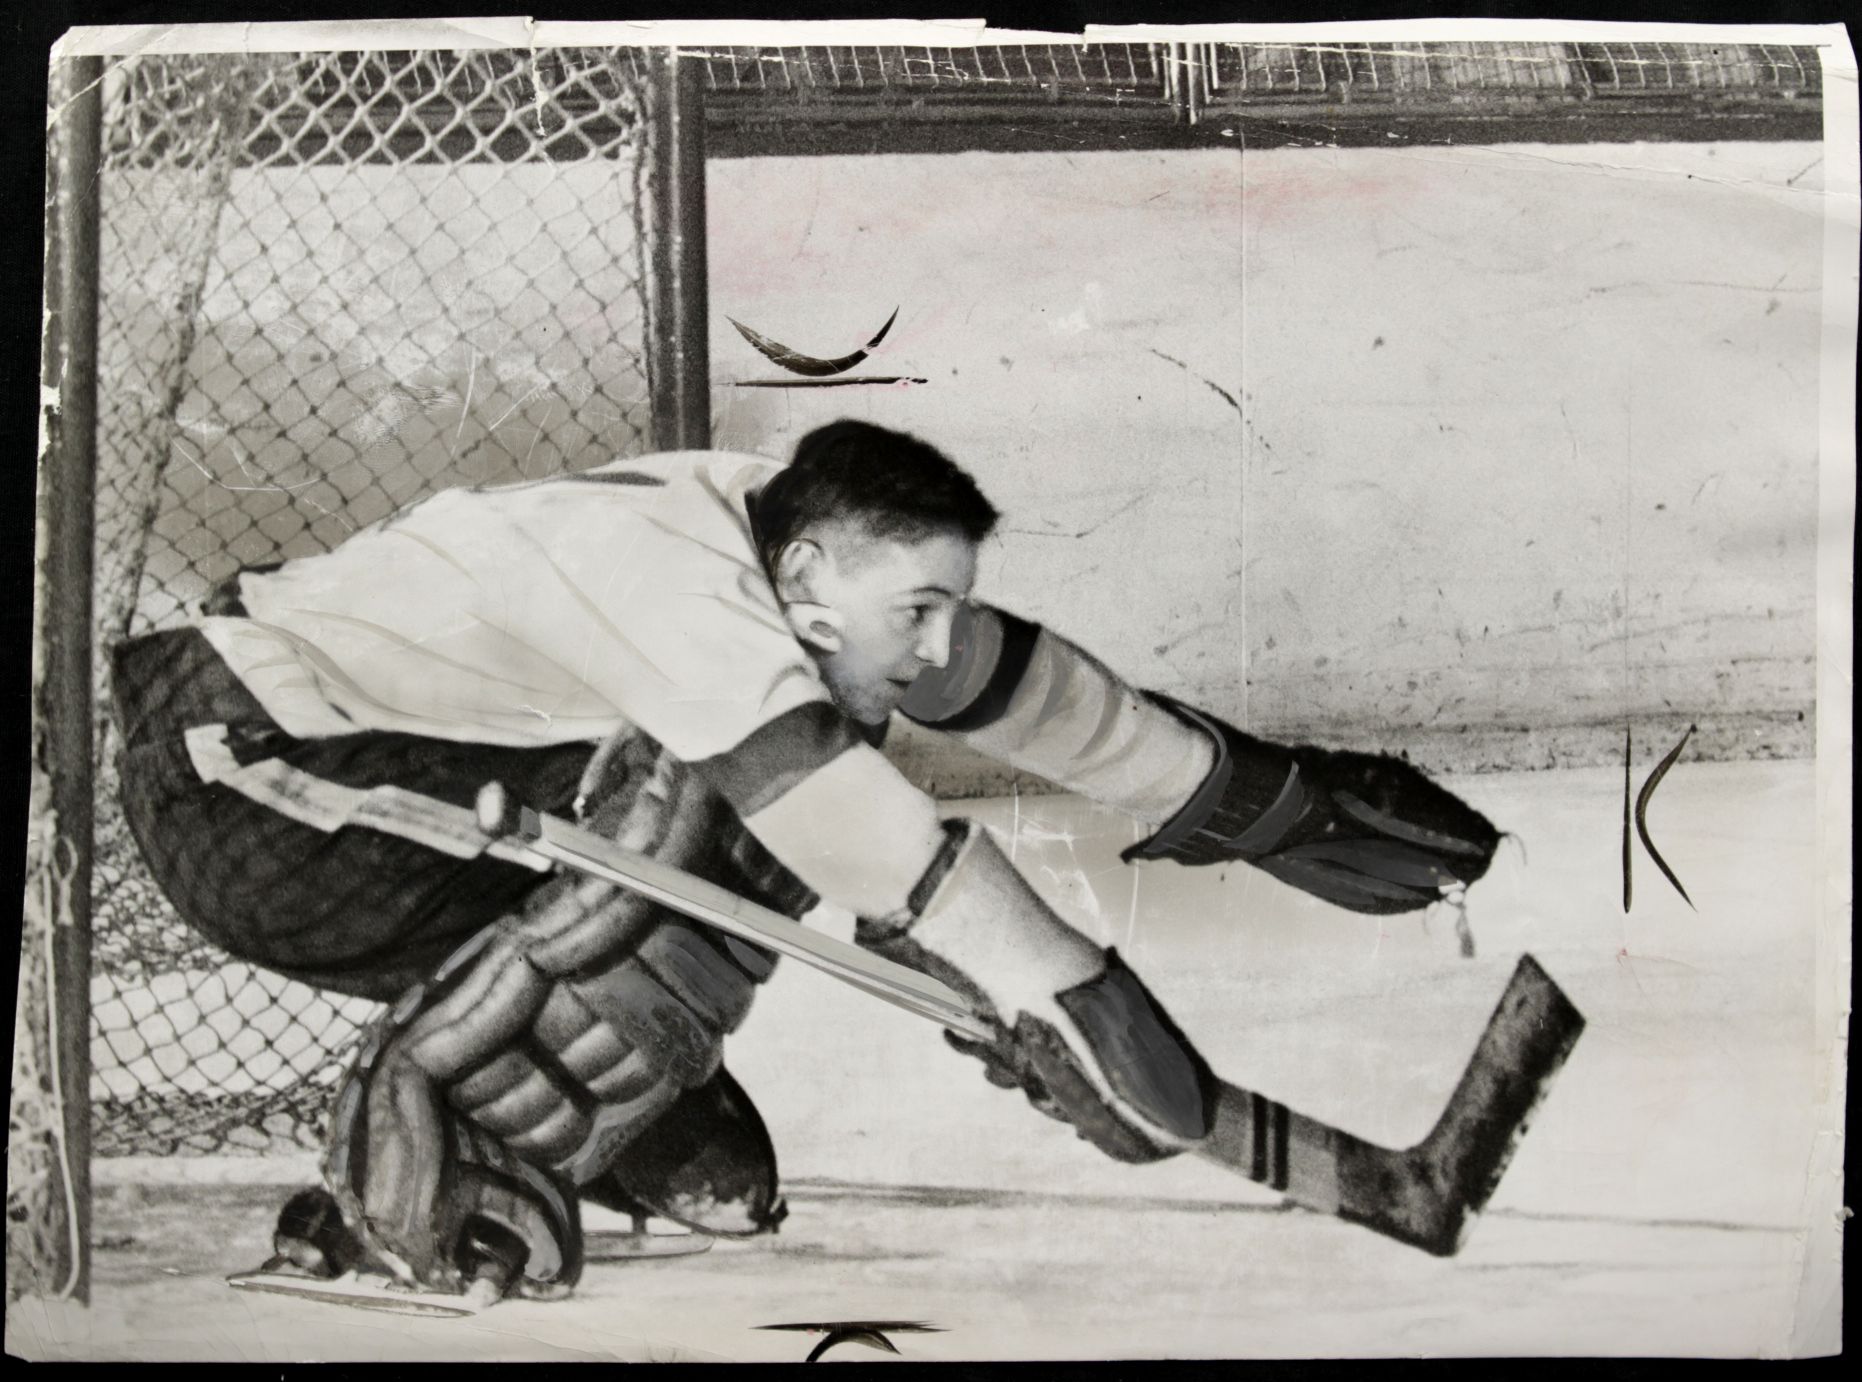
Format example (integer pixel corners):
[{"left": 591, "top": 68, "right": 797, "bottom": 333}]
[{"left": 774, "top": 524, "right": 979, "bottom": 725}]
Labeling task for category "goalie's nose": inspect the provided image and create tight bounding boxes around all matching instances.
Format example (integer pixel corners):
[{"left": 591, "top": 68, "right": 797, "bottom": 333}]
[{"left": 912, "top": 607, "right": 958, "bottom": 670}]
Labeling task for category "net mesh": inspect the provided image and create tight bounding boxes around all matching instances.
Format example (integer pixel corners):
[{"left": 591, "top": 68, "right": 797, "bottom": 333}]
[
  {"left": 1200, "top": 39, "right": 1819, "bottom": 100},
  {"left": 689, "top": 39, "right": 1819, "bottom": 110},
  {"left": 91, "top": 48, "right": 658, "bottom": 1157}
]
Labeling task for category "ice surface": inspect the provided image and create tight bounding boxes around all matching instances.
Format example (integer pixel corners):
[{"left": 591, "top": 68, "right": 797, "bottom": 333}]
[{"left": 13, "top": 758, "right": 1842, "bottom": 1360}]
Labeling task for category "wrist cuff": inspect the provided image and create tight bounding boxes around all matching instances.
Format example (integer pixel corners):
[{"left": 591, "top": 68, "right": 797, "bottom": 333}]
[{"left": 1122, "top": 697, "right": 1306, "bottom": 865}]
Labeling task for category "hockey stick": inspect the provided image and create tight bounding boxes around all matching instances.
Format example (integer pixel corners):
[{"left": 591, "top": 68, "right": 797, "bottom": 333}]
[
  {"left": 482, "top": 790, "right": 1584, "bottom": 1258},
  {"left": 198, "top": 738, "right": 1577, "bottom": 1259}
]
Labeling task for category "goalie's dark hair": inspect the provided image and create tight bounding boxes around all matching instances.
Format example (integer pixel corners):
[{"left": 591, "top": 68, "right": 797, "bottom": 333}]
[{"left": 754, "top": 420, "right": 999, "bottom": 562}]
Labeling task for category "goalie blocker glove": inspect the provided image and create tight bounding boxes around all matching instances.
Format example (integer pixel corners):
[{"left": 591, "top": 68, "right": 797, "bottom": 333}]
[
  {"left": 857, "top": 819, "right": 1216, "bottom": 1164},
  {"left": 1122, "top": 696, "right": 1501, "bottom": 914}
]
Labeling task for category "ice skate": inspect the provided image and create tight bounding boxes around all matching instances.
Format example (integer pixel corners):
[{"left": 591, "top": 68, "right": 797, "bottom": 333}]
[
  {"left": 581, "top": 1202, "right": 714, "bottom": 1261},
  {"left": 225, "top": 1188, "right": 540, "bottom": 1316}
]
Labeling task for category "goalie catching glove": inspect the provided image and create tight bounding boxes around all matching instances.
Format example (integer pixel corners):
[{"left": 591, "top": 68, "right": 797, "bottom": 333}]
[{"left": 1123, "top": 696, "right": 1501, "bottom": 913}]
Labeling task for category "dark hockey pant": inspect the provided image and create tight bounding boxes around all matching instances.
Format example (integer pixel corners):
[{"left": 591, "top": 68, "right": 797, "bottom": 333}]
[{"left": 112, "top": 627, "right": 599, "bottom": 1001}]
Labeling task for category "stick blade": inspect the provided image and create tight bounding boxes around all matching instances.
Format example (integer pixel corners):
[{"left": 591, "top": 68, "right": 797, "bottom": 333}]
[{"left": 1375, "top": 952, "right": 1585, "bottom": 1256}]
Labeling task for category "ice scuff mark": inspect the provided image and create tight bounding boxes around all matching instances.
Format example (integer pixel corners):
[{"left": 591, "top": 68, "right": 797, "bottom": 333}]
[
  {"left": 1147, "top": 347, "right": 1242, "bottom": 416},
  {"left": 1048, "top": 282, "right": 1104, "bottom": 337},
  {"left": 1384, "top": 141, "right": 1840, "bottom": 204},
  {"left": 455, "top": 347, "right": 479, "bottom": 447}
]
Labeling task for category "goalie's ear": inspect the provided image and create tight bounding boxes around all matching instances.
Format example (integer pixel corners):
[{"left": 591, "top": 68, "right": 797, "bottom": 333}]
[{"left": 773, "top": 539, "right": 845, "bottom": 654}]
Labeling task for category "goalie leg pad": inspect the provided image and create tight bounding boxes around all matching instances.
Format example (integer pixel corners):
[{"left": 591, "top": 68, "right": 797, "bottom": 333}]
[
  {"left": 532, "top": 985, "right": 664, "bottom": 1105},
  {"left": 322, "top": 737, "right": 810, "bottom": 1292},
  {"left": 448, "top": 1048, "right": 594, "bottom": 1168},
  {"left": 629, "top": 924, "right": 762, "bottom": 1036},
  {"left": 561, "top": 958, "right": 728, "bottom": 1090},
  {"left": 325, "top": 1035, "right": 582, "bottom": 1295},
  {"left": 398, "top": 930, "right": 553, "bottom": 1081}
]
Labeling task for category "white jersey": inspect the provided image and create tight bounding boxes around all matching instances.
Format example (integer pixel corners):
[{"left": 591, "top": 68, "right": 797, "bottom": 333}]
[
  {"left": 201, "top": 448, "right": 959, "bottom": 923},
  {"left": 201, "top": 452, "right": 832, "bottom": 766}
]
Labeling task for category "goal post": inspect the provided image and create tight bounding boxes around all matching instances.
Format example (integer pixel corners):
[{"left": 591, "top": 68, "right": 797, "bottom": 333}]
[
  {"left": 645, "top": 49, "right": 710, "bottom": 453},
  {"left": 13, "top": 52, "right": 103, "bottom": 1306},
  {"left": 11, "top": 42, "right": 712, "bottom": 1303}
]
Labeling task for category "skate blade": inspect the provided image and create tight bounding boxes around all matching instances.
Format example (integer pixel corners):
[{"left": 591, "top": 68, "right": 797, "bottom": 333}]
[
  {"left": 227, "top": 1270, "right": 481, "bottom": 1318},
  {"left": 585, "top": 1229, "right": 715, "bottom": 1261}
]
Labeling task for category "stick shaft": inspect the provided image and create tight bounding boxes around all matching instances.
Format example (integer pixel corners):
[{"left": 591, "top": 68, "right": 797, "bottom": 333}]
[{"left": 522, "top": 812, "right": 993, "bottom": 1042}]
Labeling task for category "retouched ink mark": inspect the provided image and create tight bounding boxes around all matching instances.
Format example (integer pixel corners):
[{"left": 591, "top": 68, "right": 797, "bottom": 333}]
[
  {"left": 758, "top": 1320, "right": 943, "bottom": 1363},
  {"left": 731, "top": 377, "right": 926, "bottom": 389},
  {"left": 1621, "top": 725, "right": 1633, "bottom": 914},
  {"left": 1634, "top": 724, "right": 1697, "bottom": 910},
  {"left": 1623, "top": 723, "right": 1698, "bottom": 912},
  {"left": 728, "top": 307, "right": 899, "bottom": 377}
]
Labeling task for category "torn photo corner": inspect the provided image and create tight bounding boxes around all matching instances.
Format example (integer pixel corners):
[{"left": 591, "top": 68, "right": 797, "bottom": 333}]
[{"left": 12, "top": 12, "right": 1854, "bottom": 1367}]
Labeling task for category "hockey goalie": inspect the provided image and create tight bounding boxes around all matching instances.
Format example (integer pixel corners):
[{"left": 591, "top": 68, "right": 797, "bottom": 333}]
[{"left": 112, "top": 420, "right": 1516, "bottom": 1308}]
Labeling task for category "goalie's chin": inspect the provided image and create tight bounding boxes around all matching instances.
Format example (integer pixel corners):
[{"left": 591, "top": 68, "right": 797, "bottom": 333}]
[{"left": 831, "top": 681, "right": 913, "bottom": 726}]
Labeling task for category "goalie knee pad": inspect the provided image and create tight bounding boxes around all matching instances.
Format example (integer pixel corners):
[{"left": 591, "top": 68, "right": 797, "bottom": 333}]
[
  {"left": 856, "top": 820, "right": 1215, "bottom": 1165},
  {"left": 1125, "top": 696, "right": 1501, "bottom": 913}
]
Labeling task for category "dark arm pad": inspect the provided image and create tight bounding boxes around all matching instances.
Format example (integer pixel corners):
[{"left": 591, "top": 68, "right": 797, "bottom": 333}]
[{"left": 1122, "top": 697, "right": 1501, "bottom": 915}]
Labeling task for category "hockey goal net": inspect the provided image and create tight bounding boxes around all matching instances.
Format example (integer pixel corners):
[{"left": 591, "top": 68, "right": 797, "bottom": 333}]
[
  {"left": 76, "top": 47, "right": 666, "bottom": 1165},
  {"left": 15, "top": 37, "right": 1825, "bottom": 1301}
]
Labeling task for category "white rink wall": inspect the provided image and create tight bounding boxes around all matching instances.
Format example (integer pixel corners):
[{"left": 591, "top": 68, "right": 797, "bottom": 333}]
[{"left": 707, "top": 141, "right": 1823, "bottom": 782}]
